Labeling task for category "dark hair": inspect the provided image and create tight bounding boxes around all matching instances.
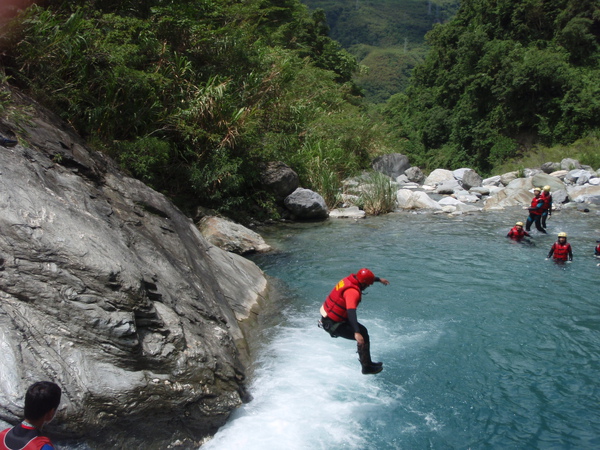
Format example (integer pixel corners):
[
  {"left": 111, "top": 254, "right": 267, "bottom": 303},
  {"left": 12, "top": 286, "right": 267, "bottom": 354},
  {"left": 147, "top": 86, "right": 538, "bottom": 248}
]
[{"left": 24, "top": 381, "right": 61, "bottom": 421}]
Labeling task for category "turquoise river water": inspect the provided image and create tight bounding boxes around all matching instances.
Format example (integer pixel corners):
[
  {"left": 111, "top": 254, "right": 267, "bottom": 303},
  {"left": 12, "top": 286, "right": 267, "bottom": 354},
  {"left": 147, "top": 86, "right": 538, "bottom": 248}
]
[{"left": 202, "top": 207, "right": 599, "bottom": 450}]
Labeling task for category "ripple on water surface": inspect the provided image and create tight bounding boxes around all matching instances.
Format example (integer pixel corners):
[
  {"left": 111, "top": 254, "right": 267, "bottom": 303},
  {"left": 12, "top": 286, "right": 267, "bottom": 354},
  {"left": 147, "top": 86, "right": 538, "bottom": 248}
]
[{"left": 204, "top": 208, "right": 600, "bottom": 449}]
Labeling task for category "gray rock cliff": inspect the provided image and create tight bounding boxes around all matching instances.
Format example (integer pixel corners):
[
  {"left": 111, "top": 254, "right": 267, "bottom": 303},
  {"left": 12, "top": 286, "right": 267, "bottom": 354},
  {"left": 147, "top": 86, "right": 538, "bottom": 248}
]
[{"left": 0, "top": 88, "right": 268, "bottom": 448}]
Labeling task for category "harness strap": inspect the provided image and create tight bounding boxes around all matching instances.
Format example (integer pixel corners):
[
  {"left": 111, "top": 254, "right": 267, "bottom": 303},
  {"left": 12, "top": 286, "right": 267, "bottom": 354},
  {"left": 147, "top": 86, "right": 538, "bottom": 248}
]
[{"left": 319, "top": 316, "right": 344, "bottom": 337}]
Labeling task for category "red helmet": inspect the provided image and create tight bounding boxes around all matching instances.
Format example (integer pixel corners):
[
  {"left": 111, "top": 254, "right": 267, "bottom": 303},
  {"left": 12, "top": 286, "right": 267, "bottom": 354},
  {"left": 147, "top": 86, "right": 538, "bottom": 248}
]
[{"left": 356, "top": 268, "right": 375, "bottom": 286}]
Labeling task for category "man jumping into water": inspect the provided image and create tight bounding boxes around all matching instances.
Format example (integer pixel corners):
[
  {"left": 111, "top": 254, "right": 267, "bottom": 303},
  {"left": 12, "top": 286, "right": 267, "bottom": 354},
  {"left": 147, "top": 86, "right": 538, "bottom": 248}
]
[{"left": 319, "top": 268, "right": 389, "bottom": 375}]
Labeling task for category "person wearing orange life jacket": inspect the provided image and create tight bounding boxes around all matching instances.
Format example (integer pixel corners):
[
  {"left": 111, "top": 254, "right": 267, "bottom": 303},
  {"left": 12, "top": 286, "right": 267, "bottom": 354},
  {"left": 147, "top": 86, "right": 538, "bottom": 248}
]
[
  {"left": 547, "top": 232, "right": 573, "bottom": 262},
  {"left": 540, "top": 185, "right": 553, "bottom": 229},
  {"left": 319, "top": 268, "right": 389, "bottom": 375},
  {"left": 507, "top": 221, "right": 530, "bottom": 240},
  {"left": 0, "top": 381, "right": 61, "bottom": 450},
  {"left": 525, "top": 187, "right": 547, "bottom": 233}
]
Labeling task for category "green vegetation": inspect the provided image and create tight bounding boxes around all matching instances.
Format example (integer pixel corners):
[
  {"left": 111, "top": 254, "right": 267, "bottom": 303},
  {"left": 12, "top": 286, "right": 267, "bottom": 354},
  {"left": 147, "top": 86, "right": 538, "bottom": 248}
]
[
  {"left": 384, "top": 0, "right": 600, "bottom": 174},
  {"left": 302, "top": 0, "right": 460, "bottom": 102},
  {"left": 493, "top": 132, "right": 600, "bottom": 175},
  {"left": 0, "top": 0, "right": 394, "bottom": 220},
  {"left": 356, "top": 171, "right": 398, "bottom": 216},
  {"left": 1, "top": 0, "right": 598, "bottom": 222},
  {"left": 352, "top": 45, "right": 426, "bottom": 103}
]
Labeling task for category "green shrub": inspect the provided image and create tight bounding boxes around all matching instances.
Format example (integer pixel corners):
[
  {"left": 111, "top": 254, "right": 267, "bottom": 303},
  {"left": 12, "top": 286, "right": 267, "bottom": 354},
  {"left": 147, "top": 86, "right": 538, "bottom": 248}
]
[
  {"left": 358, "top": 171, "right": 397, "bottom": 216},
  {"left": 116, "top": 136, "right": 171, "bottom": 186}
]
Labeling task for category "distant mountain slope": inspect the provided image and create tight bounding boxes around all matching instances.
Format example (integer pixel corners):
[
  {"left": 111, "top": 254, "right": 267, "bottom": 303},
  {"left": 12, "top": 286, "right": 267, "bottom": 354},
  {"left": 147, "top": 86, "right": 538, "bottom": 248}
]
[
  {"left": 301, "top": 0, "right": 459, "bottom": 102},
  {"left": 303, "top": 0, "right": 458, "bottom": 47}
]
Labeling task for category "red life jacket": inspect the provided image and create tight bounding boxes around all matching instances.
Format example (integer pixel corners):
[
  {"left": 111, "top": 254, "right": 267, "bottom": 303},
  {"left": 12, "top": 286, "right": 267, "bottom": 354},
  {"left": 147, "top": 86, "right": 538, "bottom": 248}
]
[
  {"left": 0, "top": 425, "right": 52, "bottom": 450},
  {"left": 508, "top": 226, "right": 527, "bottom": 239},
  {"left": 551, "top": 242, "right": 572, "bottom": 261},
  {"left": 595, "top": 244, "right": 600, "bottom": 255},
  {"left": 540, "top": 192, "right": 552, "bottom": 211},
  {"left": 322, "top": 275, "right": 361, "bottom": 322},
  {"left": 530, "top": 196, "right": 544, "bottom": 215}
]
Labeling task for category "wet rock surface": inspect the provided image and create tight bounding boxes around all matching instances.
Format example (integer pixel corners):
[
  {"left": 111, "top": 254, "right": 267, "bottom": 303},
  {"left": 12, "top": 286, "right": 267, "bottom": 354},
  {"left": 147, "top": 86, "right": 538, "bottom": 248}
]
[{"left": 0, "top": 89, "right": 267, "bottom": 448}]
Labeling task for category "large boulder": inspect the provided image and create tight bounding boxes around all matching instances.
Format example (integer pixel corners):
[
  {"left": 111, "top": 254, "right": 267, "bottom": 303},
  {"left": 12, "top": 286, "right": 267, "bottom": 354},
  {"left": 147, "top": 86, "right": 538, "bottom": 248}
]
[
  {"left": 260, "top": 161, "right": 299, "bottom": 201},
  {"left": 561, "top": 158, "right": 582, "bottom": 171},
  {"left": 541, "top": 161, "right": 561, "bottom": 173},
  {"left": 455, "top": 193, "right": 481, "bottom": 203},
  {"left": 483, "top": 177, "right": 534, "bottom": 210},
  {"left": 404, "top": 166, "right": 425, "bottom": 184},
  {"left": 482, "top": 175, "right": 502, "bottom": 186},
  {"left": 549, "top": 169, "right": 568, "bottom": 180},
  {"left": 371, "top": 153, "right": 411, "bottom": 179},
  {"left": 0, "top": 88, "right": 267, "bottom": 448},
  {"left": 438, "top": 196, "right": 462, "bottom": 206},
  {"left": 452, "top": 168, "right": 470, "bottom": 181},
  {"left": 460, "top": 169, "right": 483, "bottom": 189},
  {"left": 396, "top": 190, "right": 442, "bottom": 210},
  {"left": 523, "top": 168, "right": 542, "bottom": 177},
  {"left": 565, "top": 169, "right": 593, "bottom": 184},
  {"left": 567, "top": 185, "right": 600, "bottom": 204},
  {"left": 198, "top": 216, "right": 272, "bottom": 254},
  {"left": 423, "top": 169, "right": 454, "bottom": 187},
  {"left": 500, "top": 171, "right": 519, "bottom": 186},
  {"left": 531, "top": 173, "right": 565, "bottom": 192},
  {"left": 470, "top": 186, "right": 491, "bottom": 196},
  {"left": 551, "top": 189, "right": 569, "bottom": 205},
  {"left": 435, "top": 179, "right": 462, "bottom": 195},
  {"left": 283, "top": 188, "right": 328, "bottom": 220}
]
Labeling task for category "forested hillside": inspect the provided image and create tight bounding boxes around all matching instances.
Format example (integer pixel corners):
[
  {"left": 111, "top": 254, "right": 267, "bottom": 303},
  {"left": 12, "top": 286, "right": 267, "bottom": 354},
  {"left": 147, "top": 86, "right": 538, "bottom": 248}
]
[
  {"left": 302, "top": 0, "right": 459, "bottom": 102},
  {"left": 384, "top": 0, "right": 600, "bottom": 173},
  {"left": 0, "top": 0, "right": 395, "bottom": 221},
  {"left": 1, "top": 0, "right": 599, "bottom": 221}
]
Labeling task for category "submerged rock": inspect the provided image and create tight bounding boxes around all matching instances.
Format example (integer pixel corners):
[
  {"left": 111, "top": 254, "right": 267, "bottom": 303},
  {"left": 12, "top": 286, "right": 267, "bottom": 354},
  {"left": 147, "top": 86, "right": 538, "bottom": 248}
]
[{"left": 329, "top": 206, "right": 366, "bottom": 219}]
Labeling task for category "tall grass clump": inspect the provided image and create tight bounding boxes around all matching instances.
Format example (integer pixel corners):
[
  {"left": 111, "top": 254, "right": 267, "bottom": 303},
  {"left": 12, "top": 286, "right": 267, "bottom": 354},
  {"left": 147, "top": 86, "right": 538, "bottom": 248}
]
[
  {"left": 292, "top": 140, "right": 353, "bottom": 209},
  {"left": 357, "top": 171, "right": 397, "bottom": 215}
]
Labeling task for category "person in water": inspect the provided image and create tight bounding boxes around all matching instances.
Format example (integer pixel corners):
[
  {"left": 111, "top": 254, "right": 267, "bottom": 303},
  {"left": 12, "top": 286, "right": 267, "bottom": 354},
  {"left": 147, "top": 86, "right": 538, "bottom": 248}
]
[
  {"left": 540, "top": 185, "right": 553, "bottom": 229},
  {"left": 319, "top": 268, "right": 389, "bottom": 375},
  {"left": 0, "top": 381, "right": 62, "bottom": 450},
  {"left": 526, "top": 187, "right": 547, "bottom": 233},
  {"left": 547, "top": 232, "right": 573, "bottom": 262},
  {"left": 507, "top": 221, "right": 530, "bottom": 240},
  {"left": 595, "top": 239, "right": 600, "bottom": 257}
]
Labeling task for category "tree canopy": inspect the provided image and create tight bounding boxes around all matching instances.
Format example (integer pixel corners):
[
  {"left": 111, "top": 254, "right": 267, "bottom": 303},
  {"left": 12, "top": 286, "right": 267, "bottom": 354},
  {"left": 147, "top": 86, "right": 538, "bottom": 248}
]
[
  {"left": 0, "top": 0, "right": 393, "bottom": 220},
  {"left": 384, "top": 0, "right": 600, "bottom": 172}
]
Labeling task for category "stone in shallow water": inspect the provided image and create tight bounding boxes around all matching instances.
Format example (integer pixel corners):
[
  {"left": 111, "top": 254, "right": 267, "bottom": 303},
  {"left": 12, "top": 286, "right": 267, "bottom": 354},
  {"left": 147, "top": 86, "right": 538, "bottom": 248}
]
[{"left": 329, "top": 206, "right": 366, "bottom": 219}]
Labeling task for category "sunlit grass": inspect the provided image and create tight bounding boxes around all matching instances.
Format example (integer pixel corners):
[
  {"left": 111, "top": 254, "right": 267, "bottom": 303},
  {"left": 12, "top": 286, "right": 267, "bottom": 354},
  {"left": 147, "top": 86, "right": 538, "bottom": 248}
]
[
  {"left": 356, "top": 171, "right": 397, "bottom": 216},
  {"left": 492, "top": 131, "right": 600, "bottom": 174}
]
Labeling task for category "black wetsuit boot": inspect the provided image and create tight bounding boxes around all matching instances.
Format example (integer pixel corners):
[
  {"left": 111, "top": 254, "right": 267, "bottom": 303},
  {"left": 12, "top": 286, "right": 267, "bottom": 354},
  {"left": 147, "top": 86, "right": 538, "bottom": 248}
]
[{"left": 358, "top": 343, "right": 383, "bottom": 375}]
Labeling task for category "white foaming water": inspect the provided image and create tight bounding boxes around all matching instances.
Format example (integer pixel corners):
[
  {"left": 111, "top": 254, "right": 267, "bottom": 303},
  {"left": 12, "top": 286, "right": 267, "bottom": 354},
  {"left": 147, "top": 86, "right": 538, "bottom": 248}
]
[
  {"left": 201, "top": 312, "right": 421, "bottom": 450},
  {"left": 201, "top": 305, "right": 444, "bottom": 450}
]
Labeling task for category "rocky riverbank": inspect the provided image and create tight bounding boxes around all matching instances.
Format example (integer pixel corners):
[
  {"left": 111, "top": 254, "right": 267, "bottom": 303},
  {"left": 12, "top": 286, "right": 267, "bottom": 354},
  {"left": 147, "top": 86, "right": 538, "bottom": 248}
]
[
  {"left": 0, "top": 88, "right": 270, "bottom": 449},
  {"left": 219, "top": 154, "right": 599, "bottom": 225},
  {"left": 1, "top": 85, "right": 597, "bottom": 449},
  {"left": 369, "top": 154, "right": 600, "bottom": 215}
]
